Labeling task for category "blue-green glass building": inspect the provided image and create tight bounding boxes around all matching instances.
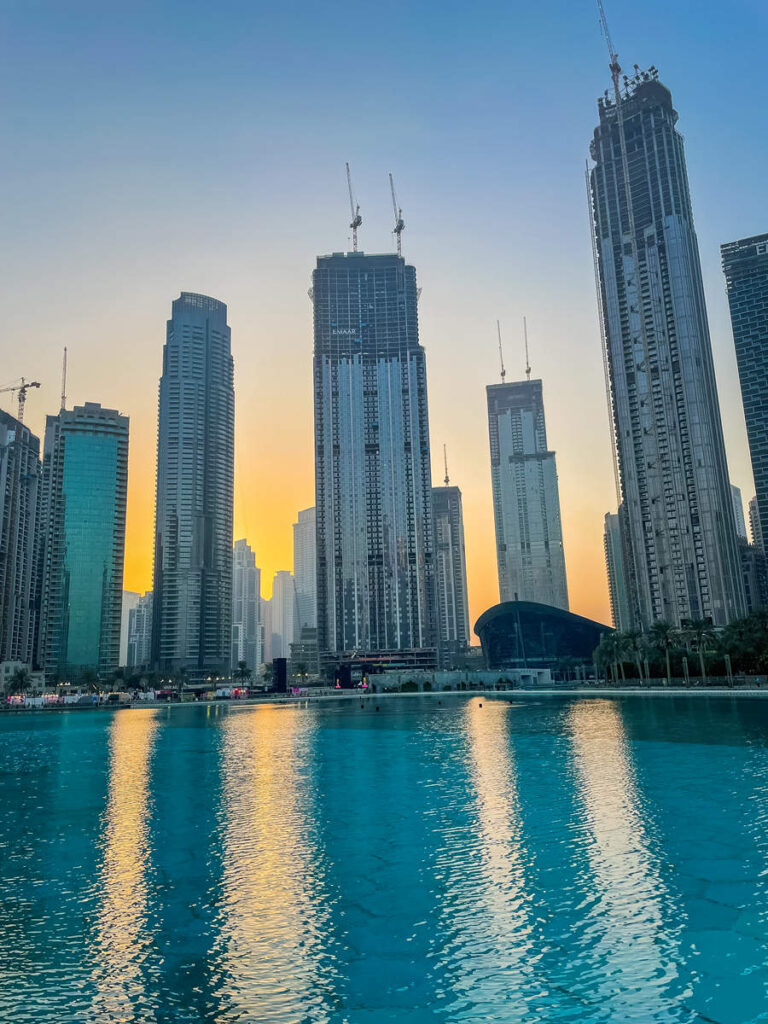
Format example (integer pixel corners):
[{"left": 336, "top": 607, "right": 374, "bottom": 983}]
[
  {"left": 722, "top": 233, "right": 768, "bottom": 561},
  {"left": 38, "top": 403, "right": 129, "bottom": 681}
]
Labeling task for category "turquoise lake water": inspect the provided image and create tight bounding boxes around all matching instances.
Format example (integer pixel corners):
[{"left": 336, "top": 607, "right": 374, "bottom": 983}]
[{"left": 2, "top": 694, "right": 768, "bottom": 1023}]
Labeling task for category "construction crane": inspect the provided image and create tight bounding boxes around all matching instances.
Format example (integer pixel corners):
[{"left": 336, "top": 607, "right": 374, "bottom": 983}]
[
  {"left": 443, "top": 443, "right": 450, "bottom": 487},
  {"left": 346, "top": 162, "right": 362, "bottom": 252},
  {"left": 597, "top": 0, "right": 622, "bottom": 95},
  {"left": 523, "top": 316, "right": 531, "bottom": 380},
  {"left": 389, "top": 172, "right": 405, "bottom": 257},
  {"left": 497, "top": 320, "right": 506, "bottom": 383},
  {"left": 60, "top": 347, "right": 67, "bottom": 411},
  {"left": 0, "top": 377, "right": 41, "bottom": 423}
]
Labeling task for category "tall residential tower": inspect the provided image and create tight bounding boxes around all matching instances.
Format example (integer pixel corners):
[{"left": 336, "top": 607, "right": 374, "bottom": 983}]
[
  {"left": 313, "top": 251, "right": 436, "bottom": 668},
  {"left": 432, "top": 481, "right": 471, "bottom": 667},
  {"left": 487, "top": 377, "right": 569, "bottom": 610},
  {"left": 589, "top": 67, "right": 744, "bottom": 627},
  {"left": 722, "top": 233, "right": 768, "bottom": 563},
  {"left": 293, "top": 507, "right": 317, "bottom": 632},
  {"left": 152, "top": 293, "right": 235, "bottom": 679}
]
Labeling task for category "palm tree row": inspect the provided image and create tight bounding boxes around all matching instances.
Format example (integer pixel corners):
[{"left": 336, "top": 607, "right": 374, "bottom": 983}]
[{"left": 594, "top": 608, "right": 768, "bottom": 686}]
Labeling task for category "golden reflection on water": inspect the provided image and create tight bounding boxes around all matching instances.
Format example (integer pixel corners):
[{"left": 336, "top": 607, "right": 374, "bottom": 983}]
[
  {"left": 90, "top": 709, "right": 158, "bottom": 1020},
  {"left": 437, "top": 699, "right": 535, "bottom": 1008},
  {"left": 214, "top": 705, "right": 335, "bottom": 1020},
  {"left": 568, "top": 700, "right": 675, "bottom": 1005}
]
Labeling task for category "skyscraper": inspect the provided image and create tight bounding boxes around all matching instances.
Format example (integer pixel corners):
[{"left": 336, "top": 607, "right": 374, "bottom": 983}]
[
  {"left": 731, "top": 485, "right": 748, "bottom": 542},
  {"left": 487, "top": 378, "right": 569, "bottom": 610},
  {"left": 152, "top": 293, "right": 235, "bottom": 679},
  {"left": 722, "top": 233, "right": 768, "bottom": 561},
  {"left": 231, "top": 539, "right": 262, "bottom": 671},
  {"left": 120, "top": 590, "right": 140, "bottom": 667},
  {"left": 749, "top": 496, "right": 764, "bottom": 552},
  {"left": 313, "top": 251, "right": 436, "bottom": 668},
  {"left": 38, "top": 403, "right": 129, "bottom": 680},
  {"left": 0, "top": 409, "right": 41, "bottom": 666},
  {"left": 270, "top": 570, "right": 296, "bottom": 661},
  {"left": 589, "top": 67, "right": 744, "bottom": 628},
  {"left": 293, "top": 507, "right": 316, "bottom": 631},
  {"left": 604, "top": 510, "right": 632, "bottom": 631},
  {"left": 432, "top": 483, "right": 471, "bottom": 667},
  {"left": 127, "top": 591, "right": 153, "bottom": 669}
]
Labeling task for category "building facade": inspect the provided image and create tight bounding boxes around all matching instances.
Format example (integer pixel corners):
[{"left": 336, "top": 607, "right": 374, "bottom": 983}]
[
  {"left": 432, "top": 484, "right": 471, "bottom": 667},
  {"left": 269, "top": 570, "right": 296, "bottom": 661},
  {"left": 152, "top": 293, "right": 235, "bottom": 679},
  {"left": 0, "top": 410, "right": 41, "bottom": 666},
  {"left": 749, "top": 496, "right": 763, "bottom": 552},
  {"left": 120, "top": 590, "right": 140, "bottom": 667},
  {"left": 604, "top": 509, "right": 633, "bottom": 631},
  {"left": 127, "top": 591, "right": 153, "bottom": 669},
  {"left": 38, "top": 403, "right": 129, "bottom": 680},
  {"left": 731, "top": 485, "right": 748, "bottom": 541},
  {"left": 590, "top": 68, "right": 744, "bottom": 628},
  {"left": 231, "top": 539, "right": 262, "bottom": 671},
  {"left": 487, "top": 378, "right": 569, "bottom": 610},
  {"left": 722, "top": 233, "right": 768, "bottom": 563},
  {"left": 293, "top": 507, "right": 316, "bottom": 632},
  {"left": 313, "top": 251, "right": 436, "bottom": 668}
]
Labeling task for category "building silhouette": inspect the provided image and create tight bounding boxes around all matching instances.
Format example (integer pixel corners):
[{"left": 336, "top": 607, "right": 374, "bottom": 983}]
[
  {"left": 313, "top": 251, "right": 436, "bottom": 669},
  {"left": 232, "top": 539, "right": 262, "bottom": 671},
  {"left": 432, "top": 484, "right": 470, "bottom": 667},
  {"left": 152, "top": 293, "right": 234, "bottom": 680},
  {"left": 269, "top": 570, "right": 296, "bottom": 661},
  {"left": 0, "top": 409, "right": 41, "bottom": 667},
  {"left": 589, "top": 68, "right": 744, "bottom": 627},
  {"left": 293, "top": 507, "right": 316, "bottom": 631},
  {"left": 722, "top": 233, "right": 768, "bottom": 564},
  {"left": 38, "top": 403, "right": 129, "bottom": 680},
  {"left": 487, "top": 378, "right": 568, "bottom": 610}
]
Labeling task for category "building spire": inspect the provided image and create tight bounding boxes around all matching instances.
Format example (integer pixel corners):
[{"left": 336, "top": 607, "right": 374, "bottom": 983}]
[
  {"left": 443, "top": 443, "right": 450, "bottom": 486},
  {"left": 523, "top": 317, "right": 531, "bottom": 380},
  {"left": 497, "top": 320, "right": 506, "bottom": 382}
]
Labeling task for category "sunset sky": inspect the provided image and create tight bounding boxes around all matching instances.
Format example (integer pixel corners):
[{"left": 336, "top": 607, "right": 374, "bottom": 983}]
[{"left": 2, "top": 0, "right": 766, "bottom": 634}]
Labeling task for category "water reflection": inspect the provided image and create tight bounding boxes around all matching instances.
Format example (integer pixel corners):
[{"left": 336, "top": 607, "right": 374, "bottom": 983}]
[
  {"left": 213, "top": 705, "right": 339, "bottom": 1021},
  {"left": 436, "top": 699, "right": 540, "bottom": 1016},
  {"left": 567, "top": 699, "right": 678, "bottom": 1015},
  {"left": 90, "top": 709, "right": 158, "bottom": 1021}
]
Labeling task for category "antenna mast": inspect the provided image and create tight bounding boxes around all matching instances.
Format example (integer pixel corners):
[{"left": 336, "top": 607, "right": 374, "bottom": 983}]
[
  {"left": 60, "top": 347, "right": 67, "bottom": 411},
  {"left": 497, "top": 320, "right": 506, "bottom": 383},
  {"left": 443, "top": 444, "right": 450, "bottom": 486},
  {"left": 389, "top": 172, "right": 405, "bottom": 257},
  {"left": 523, "top": 317, "right": 531, "bottom": 380},
  {"left": 346, "top": 162, "right": 362, "bottom": 252}
]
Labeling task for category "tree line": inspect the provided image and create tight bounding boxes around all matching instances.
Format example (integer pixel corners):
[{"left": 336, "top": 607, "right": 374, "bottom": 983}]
[{"left": 593, "top": 609, "right": 768, "bottom": 685}]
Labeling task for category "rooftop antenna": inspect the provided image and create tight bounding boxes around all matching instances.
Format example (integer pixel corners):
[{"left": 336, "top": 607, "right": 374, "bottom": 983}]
[
  {"left": 597, "top": 0, "right": 622, "bottom": 98},
  {"left": 346, "top": 162, "right": 362, "bottom": 252},
  {"left": 523, "top": 317, "right": 531, "bottom": 380},
  {"left": 389, "top": 172, "right": 405, "bottom": 257},
  {"left": 443, "top": 444, "right": 450, "bottom": 486},
  {"left": 497, "top": 320, "right": 506, "bottom": 383},
  {"left": 60, "top": 347, "right": 67, "bottom": 411}
]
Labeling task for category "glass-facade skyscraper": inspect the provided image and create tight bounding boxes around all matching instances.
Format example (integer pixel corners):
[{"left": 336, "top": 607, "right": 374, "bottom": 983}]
[
  {"left": 152, "top": 292, "right": 234, "bottom": 679},
  {"left": 432, "top": 484, "right": 471, "bottom": 667},
  {"left": 231, "top": 539, "right": 262, "bottom": 671},
  {"left": 0, "top": 409, "right": 41, "bottom": 666},
  {"left": 604, "top": 509, "right": 632, "bottom": 631},
  {"left": 487, "top": 378, "right": 569, "bottom": 610},
  {"left": 589, "top": 68, "right": 744, "bottom": 628},
  {"left": 38, "top": 403, "right": 129, "bottom": 680},
  {"left": 722, "top": 233, "right": 768, "bottom": 564},
  {"left": 313, "top": 251, "right": 436, "bottom": 669},
  {"left": 293, "top": 507, "right": 316, "bottom": 632}
]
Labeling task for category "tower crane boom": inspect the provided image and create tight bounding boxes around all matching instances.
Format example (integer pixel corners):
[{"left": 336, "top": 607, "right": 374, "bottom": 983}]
[
  {"left": 0, "top": 377, "right": 41, "bottom": 423},
  {"left": 345, "top": 162, "right": 362, "bottom": 252},
  {"left": 389, "top": 172, "right": 405, "bottom": 257}
]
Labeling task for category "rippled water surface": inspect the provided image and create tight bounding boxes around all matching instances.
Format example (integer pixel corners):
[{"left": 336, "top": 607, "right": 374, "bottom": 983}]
[{"left": 2, "top": 694, "right": 768, "bottom": 1023}]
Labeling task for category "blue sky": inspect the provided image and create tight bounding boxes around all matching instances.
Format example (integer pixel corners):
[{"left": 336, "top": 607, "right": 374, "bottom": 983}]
[{"left": 1, "top": 0, "right": 766, "bottom": 624}]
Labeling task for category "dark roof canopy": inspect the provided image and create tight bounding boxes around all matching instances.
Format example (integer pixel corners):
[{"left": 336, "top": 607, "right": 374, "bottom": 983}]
[{"left": 475, "top": 601, "right": 612, "bottom": 669}]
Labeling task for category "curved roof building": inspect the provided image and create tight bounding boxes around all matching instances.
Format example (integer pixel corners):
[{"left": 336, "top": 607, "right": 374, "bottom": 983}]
[{"left": 475, "top": 601, "right": 611, "bottom": 670}]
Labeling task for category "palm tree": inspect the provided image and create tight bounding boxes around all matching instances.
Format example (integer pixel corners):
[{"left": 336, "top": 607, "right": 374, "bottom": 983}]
[
  {"left": 7, "top": 666, "right": 30, "bottom": 696},
  {"left": 683, "top": 619, "right": 717, "bottom": 684},
  {"left": 595, "top": 633, "right": 621, "bottom": 683},
  {"left": 623, "top": 629, "right": 646, "bottom": 682},
  {"left": 233, "top": 661, "right": 252, "bottom": 685},
  {"left": 78, "top": 667, "right": 99, "bottom": 694},
  {"left": 174, "top": 666, "right": 189, "bottom": 701},
  {"left": 648, "top": 620, "right": 679, "bottom": 686}
]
